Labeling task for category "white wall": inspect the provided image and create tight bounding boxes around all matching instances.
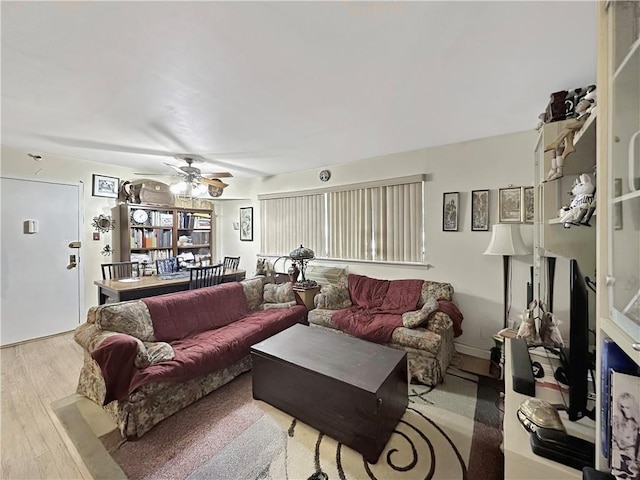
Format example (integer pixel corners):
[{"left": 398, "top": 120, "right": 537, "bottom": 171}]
[
  {"left": 1, "top": 145, "right": 141, "bottom": 316},
  {"left": 217, "top": 130, "right": 539, "bottom": 355}
]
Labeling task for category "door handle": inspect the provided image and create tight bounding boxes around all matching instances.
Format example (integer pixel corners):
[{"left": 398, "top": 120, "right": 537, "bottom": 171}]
[
  {"left": 68, "top": 241, "right": 81, "bottom": 249},
  {"left": 67, "top": 254, "right": 77, "bottom": 269}
]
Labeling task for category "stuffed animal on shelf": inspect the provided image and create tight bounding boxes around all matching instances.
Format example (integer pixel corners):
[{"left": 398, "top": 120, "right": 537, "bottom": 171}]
[
  {"left": 558, "top": 173, "right": 596, "bottom": 228},
  {"left": 539, "top": 303, "right": 564, "bottom": 348},
  {"left": 516, "top": 300, "right": 538, "bottom": 343}
]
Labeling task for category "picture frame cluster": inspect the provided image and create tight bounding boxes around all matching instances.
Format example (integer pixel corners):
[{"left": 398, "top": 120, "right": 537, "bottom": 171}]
[{"left": 442, "top": 186, "right": 533, "bottom": 232}]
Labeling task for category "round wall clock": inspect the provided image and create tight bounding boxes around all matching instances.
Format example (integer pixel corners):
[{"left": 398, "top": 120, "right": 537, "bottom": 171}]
[
  {"left": 131, "top": 209, "right": 149, "bottom": 225},
  {"left": 319, "top": 169, "right": 331, "bottom": 182}
]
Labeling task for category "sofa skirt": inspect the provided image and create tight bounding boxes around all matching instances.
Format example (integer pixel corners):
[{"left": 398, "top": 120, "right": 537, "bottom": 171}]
[{"left": 77, "top": 353, "right": 252, "bottom": 438}]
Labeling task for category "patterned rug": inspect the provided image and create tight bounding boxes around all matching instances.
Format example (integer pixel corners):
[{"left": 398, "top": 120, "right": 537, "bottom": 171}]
[{"left": 52, "top": 369, "right": 503, "bottom": 480}]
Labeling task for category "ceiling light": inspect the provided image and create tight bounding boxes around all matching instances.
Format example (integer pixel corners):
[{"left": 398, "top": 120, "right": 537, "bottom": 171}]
[{"left": 170, "top": 181, "right": 187, "bottom": 194}]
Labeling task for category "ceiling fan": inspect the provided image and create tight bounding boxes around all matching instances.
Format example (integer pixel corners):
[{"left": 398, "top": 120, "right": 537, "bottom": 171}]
[{"left": 135, "top": 154, "right": 233, "bottom": 197}]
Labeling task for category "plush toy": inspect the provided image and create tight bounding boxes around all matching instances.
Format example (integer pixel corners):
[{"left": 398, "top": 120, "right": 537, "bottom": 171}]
[
  {"left": 539, "top": 303, "right": 564, "bottom": 348},
  {"left": 256, "top": 257, "right": 276, "bottom": 283},
  {"left": 575, "top": 85, "right": 597, "bottom": 121},
  {"left": 558, "top": 173, "right": 595, "bottom": 228},
  {"left": 516, "top": 300, "right": 538, "bottom": 343}
]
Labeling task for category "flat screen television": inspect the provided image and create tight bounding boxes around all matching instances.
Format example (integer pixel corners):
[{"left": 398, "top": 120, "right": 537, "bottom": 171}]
[{"left": 556, "top": 259, "right": 595, "bottom": 421}]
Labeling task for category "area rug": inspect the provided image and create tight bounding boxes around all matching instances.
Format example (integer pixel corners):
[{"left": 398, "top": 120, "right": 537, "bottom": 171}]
[{"left": 52, "top": 370, "right": 503, "bottom": 480}]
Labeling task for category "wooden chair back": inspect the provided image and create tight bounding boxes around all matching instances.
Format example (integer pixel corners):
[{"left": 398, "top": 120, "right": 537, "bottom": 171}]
[
  {"left": 223, "top": 256, "right": 240, "bottom": 271},
  {"left": 189, "top": 263, "right": 224, "bottom": 289},
  {"left": 156, "top": 257, "right": 179, "bottom": 275},
  {"left": 101, "top": 261, "right": 140, "bottom": 280}
]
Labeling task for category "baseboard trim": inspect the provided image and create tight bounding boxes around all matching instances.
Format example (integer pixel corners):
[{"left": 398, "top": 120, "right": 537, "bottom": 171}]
[{"left": 455, "top": 343, "right": 491, "bottom": 360}]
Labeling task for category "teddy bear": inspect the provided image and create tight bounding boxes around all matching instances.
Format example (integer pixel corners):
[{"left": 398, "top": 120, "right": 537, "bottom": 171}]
[{"left": 558, "top": 173, "right": 595, "bottom": 228}]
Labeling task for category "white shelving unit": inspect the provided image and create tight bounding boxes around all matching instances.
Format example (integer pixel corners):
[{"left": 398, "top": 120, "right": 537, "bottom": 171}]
[{"left": 595, "top": 0, "right": 640, "bottom": 472}]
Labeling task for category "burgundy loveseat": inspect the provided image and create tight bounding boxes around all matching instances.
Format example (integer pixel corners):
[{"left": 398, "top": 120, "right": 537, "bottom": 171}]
[{"left": 74, "top": 276, "right": 305, "bottom": 438}]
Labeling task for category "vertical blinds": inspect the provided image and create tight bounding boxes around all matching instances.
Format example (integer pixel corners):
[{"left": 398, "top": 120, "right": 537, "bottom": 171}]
[
  {"left": 260, "top": 194, "right": 325, "bottom": 256},
  {"left": 260, "top": 178, "right": 424, "bottom": 263}
]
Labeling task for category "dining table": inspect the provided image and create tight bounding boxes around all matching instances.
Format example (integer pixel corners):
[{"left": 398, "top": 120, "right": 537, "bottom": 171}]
[{"left": 94, "top": 269, "right": 246, "bottom": 305}]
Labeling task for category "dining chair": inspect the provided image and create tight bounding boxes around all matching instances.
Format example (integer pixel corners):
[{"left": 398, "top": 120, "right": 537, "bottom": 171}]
[
  {"left": 101, "top": 261, "right": 140, "bottom": 280},
  {"left": 156, "top": 257, "right": 179, "bottom": 275},
  {"left": 189, "top": 263, "right": 224, "bottom": 290},
  {"left": 223, "top": 256, "right": 240, "bottom": 271}
]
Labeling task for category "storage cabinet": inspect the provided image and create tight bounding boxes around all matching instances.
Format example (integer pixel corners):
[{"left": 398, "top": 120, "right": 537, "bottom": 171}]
[
  {"left": 596, "top": 0, "right": 640, "bottom": 471},
  {"left": 112, "top": 204, "right": 214, "bottom": 270}
]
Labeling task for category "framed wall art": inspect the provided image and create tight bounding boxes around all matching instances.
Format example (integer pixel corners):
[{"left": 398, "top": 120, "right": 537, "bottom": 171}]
[
  {"left": 92, "top": 174, "right": 119, "bottom": 198},
  {"left": 471, "top": 189, "right": 489, "bottom": 231},
  {"left": 498, "top": 187, "right": 523, "bottom": 223},
  {"left": 239, "top": 207, "right": 253, "bottom": 241},
  {"left": 522, "top": 187, "right": 534, "bottom": 224},
  {"left": 442, "top": 192, "right": 459, "bottom": 231}
]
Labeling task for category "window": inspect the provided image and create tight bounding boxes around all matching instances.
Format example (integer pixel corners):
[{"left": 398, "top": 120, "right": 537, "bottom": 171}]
[
  {"left": 259, "top": 175, "right": 425, "bottom": 263},
  {"left": 260, "top": 194, "right": 325, "bottom": 256}
]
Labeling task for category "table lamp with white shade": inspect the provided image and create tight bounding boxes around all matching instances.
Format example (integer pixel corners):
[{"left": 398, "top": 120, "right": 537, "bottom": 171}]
[{"left": 483, "top": 224, "right": 532, "bottom": 329}]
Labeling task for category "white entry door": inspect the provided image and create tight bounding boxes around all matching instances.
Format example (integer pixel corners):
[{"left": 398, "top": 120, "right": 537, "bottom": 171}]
[{"left": 1, "top": 177, "right": 82, "bottom": 345}]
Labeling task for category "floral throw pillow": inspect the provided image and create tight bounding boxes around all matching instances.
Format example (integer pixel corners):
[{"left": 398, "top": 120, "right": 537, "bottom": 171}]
[
  {"left": 142, "top": 341, "right": 175, "bottom": 365},
  {"left": 264, "top": 282, "right": 295, "bottom": 304},
  {"left": 402, "top": 297, "right": 438, "bottom": 329}
]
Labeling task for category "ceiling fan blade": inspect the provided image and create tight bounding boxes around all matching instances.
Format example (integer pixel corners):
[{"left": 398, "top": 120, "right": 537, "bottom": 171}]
[
  {"left": 200, "top": 177, "right": 229, "bottom": 189},
  {"left": 203, "top": 172, "right": 233, "bottom": 178},
  {"left": 163, "top": 162, "right": 190, "bottom": 175}
]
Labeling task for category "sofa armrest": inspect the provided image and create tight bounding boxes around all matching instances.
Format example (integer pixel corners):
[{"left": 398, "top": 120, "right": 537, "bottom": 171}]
[
  {"left": 425, "top": 311, "right": 453, "bottom": 336},
  {"left": 74, "top": 323, "right": 173, "bottom": 368},
  {"left": 314, "top": 283, "right": 352, "bottom": 309}
]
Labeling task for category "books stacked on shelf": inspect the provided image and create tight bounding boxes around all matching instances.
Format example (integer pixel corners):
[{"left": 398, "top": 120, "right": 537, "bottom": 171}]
[
  {"left": 609, "top": 370, "right": 640, "bottom": 479},
  {"left": 601, "top": 338, "right": 640, "bottom": 466},
  {"left": 177, "top": 211, "right": 211, "bottom": 229},
  {"left": 190, "top": 231, "right": 210, "bottom": 245},
  {"left": 130, "top": 229, "right": 173, "bottom": 248}
]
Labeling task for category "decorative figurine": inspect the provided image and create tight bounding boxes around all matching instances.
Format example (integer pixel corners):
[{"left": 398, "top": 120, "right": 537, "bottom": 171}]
[{"left": 517, "top": 300, "right": 538, "bottom": 343}]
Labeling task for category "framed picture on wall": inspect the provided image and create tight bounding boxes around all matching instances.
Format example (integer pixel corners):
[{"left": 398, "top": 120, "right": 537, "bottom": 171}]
[
  {"left": 522, "top": 187, "right": 534, "bottom": 224},
  {"left": 471, "top": 189, "right": 489, "bottom": 231},
  {"left": 239, "top": 207, "right": 253, "bottom": 241},
  {"left": 442, "top": 192, "right": 459, "bottom": 231},
  {"left": 92, "top": 174, "right": 119, "bottom": 198},
  {"left": 498, "top": 187, "right": 523, "bottom": 223}
]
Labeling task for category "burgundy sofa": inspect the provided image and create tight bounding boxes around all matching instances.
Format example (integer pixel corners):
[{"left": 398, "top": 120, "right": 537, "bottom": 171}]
[{"left": 74, "top": 276, "right": 305, "bottom": 438}]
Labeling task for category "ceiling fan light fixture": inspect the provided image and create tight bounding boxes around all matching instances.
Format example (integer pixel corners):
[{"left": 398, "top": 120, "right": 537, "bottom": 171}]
[
  {"left": 170, "top": 181, "right": 187, "bottom": 194},
  {"left": 193, "top": 183, "right": 208, "bottom": 196}
]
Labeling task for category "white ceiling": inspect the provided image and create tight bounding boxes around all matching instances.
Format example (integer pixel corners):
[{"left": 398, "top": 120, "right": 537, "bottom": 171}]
[{"left": 1, "top": 1, "right": 597, "bottom": 179}]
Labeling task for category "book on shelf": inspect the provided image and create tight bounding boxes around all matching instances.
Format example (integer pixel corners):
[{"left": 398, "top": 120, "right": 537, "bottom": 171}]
[
  {"left": 609, "top": 370, "right": 640, "bottom": 478},
  {"left": 601, "top": 339, "right": 640, "bottom": 461}
]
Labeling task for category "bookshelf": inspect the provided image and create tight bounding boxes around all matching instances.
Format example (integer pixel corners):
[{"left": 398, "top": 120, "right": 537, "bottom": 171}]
[{"left": 112, "top": 204, "right": 214, "bottom": 270}]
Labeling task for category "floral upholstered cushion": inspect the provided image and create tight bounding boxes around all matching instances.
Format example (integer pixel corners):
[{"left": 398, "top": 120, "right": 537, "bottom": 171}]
[
  {"left": 241, "top": 276, "right": 265, "bottom": 311},
  {"left": 417, "top": 281, "right": 454, "bottom": 308},
  {"left": 143, "top": 341, "right": 175, "bottom": 365},
  {"left": 314, "top": 283, "right": 352, "bottom": 309},
  {"left": 263, "top": 282, "right": 295, "bottom": 303},
  {"left": 402, "top": 297, "right": 438, "bottom": 328},
  {"left": 93, "top": 302, "right": 156, "bottom": 341},
  {"left": 262, "top": 301, "right": 297, "bottom": 310}
]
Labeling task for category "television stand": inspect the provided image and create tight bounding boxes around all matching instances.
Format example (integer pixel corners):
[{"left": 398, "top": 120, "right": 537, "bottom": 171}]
[{"left": 504, "top": 340, "right": 595, "bottom": 479}]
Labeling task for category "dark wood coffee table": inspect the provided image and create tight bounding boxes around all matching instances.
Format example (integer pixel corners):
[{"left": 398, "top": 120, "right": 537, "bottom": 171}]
[{"left": 250, "top": 324, "right": 408, "bottom": 464}]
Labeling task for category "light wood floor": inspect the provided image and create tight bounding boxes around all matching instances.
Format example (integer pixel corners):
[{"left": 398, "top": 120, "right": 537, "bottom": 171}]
[{"left": 1, "top": 332, "right": 91, "bottom": 479}]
